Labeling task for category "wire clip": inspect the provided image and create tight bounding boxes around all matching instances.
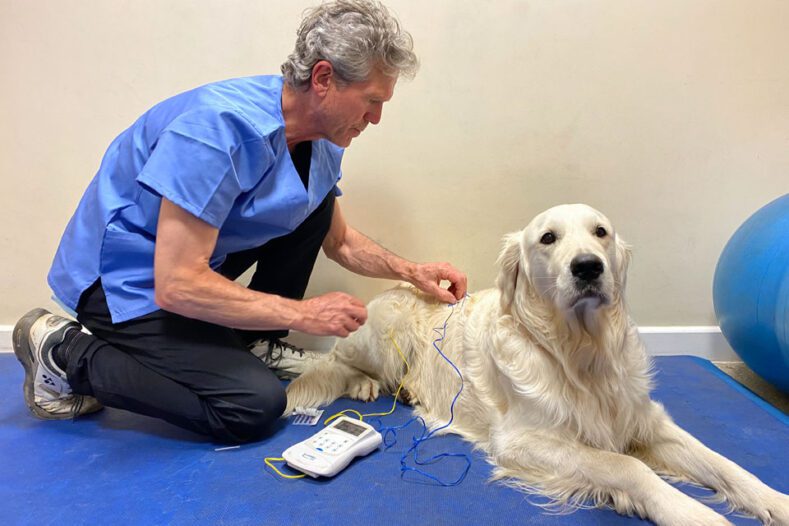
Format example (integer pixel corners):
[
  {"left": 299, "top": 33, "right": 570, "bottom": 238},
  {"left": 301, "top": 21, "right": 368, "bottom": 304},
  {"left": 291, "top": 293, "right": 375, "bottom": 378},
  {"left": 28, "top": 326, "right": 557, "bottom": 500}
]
[{"left": 290, "top": 407, "right": 324, "bottom": 426}]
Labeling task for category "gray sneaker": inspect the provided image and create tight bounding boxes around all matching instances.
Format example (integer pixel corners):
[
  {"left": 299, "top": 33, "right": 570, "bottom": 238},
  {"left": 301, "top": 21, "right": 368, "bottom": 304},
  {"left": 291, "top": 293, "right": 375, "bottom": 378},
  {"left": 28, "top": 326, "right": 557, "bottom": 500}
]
[
  {"left": 250, "top": 339, "right": 323, "bottom": 380},
  {"left": 12, "top": 308, "right": 103, "bottom": 419}
]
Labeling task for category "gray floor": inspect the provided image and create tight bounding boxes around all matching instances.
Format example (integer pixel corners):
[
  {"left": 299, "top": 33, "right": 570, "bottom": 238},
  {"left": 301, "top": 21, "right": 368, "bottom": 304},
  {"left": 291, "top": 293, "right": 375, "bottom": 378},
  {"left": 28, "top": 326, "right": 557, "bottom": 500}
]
[{"left": 713, "top": 361, "right": 789, "bottom": 415}]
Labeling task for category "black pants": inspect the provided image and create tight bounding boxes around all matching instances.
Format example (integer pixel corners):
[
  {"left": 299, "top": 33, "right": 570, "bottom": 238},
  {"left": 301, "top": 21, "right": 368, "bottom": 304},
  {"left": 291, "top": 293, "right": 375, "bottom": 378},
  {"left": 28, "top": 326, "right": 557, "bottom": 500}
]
[{"left": 65, "top": 193, "right": 335, "bottom": 443}]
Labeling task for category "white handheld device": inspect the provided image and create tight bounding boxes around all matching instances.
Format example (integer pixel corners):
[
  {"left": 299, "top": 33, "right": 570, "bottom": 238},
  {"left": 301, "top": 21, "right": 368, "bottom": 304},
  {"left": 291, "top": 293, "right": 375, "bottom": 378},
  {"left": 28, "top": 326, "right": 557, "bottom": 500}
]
[{"left": 282, "top": 416, "right": 383, "bottom": 478}]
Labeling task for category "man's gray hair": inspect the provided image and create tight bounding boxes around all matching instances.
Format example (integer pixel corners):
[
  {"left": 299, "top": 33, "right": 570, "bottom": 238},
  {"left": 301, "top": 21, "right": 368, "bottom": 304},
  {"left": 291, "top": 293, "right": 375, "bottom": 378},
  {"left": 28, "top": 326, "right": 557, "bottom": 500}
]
[{"left": 281, "top": 0, "right": 418, "bottom": 89}]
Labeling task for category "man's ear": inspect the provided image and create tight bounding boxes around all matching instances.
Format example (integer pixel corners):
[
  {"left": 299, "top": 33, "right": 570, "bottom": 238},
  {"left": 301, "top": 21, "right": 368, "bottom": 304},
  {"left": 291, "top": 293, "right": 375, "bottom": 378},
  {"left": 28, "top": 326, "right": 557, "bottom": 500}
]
[
  {"left": 496, "top": 231, "right": 523, "bottom": 312},
  {"left": 311, "top": 60, "right": 334, "bottom": 97}
]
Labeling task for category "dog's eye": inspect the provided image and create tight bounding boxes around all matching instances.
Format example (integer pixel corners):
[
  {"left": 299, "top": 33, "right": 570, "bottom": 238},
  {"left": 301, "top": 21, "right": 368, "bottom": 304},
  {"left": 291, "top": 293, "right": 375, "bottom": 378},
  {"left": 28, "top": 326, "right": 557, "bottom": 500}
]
[
  {"left": 595, "top": 226, "right": 607, "bottom": 238},
  {"left": 540, "top": 232, "right": 556, "bottom": 245}
]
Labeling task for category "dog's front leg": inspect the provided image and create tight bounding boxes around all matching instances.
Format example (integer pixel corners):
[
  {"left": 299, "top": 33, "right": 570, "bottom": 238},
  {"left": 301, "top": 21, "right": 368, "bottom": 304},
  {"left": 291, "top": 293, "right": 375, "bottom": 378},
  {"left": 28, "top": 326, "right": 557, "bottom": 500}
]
[
  {"left": 491, "top": 432, "right": 732, "bottom": 526},
  {"left": 634, "top": 405, "right": 789, "bottom": 525}
]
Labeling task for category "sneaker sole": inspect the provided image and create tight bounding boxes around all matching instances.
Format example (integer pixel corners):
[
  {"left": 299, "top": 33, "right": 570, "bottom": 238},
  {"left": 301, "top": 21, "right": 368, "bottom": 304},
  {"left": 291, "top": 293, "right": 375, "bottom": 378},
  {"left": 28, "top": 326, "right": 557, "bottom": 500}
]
[{"left": 12, "top": 308, "right": 75, "bottom": 420}]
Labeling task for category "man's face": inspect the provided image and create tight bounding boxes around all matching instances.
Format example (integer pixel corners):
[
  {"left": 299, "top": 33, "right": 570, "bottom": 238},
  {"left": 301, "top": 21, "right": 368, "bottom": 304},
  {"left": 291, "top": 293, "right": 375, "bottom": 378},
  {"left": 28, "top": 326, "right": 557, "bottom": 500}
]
[{"left": 320, "top": 67, "right": 397, "bottom": 147}]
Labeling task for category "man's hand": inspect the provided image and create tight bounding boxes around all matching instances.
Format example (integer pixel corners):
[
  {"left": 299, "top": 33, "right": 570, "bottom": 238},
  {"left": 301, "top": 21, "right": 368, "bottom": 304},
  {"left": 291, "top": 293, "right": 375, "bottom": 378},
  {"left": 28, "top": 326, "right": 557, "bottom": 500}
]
[
  {"left": 294, "top": 292, "right": 368, "bottom": 337},
  {"left": 323, "top": 202, "right": 468, "bottom": 305},
  {"left": 407, "top": 262, "right": 468, "bottom": 304}
]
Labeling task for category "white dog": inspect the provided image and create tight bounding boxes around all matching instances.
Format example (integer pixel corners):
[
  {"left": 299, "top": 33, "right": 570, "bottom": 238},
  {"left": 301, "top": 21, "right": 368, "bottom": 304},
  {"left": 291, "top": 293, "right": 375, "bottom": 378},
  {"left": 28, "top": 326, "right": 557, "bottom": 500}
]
[{"left": 286, "top": 204, "right": 789, "bottom": 526}]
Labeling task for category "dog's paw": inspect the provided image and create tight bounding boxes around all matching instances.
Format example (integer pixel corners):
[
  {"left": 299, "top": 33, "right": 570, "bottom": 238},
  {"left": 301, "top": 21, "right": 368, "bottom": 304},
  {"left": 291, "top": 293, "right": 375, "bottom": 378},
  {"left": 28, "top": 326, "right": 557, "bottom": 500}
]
[
  {"left": 674, "top": 510, "right": 733, "bottom": 526},
  {"left": 757, "top": 490, "right": 789, "bottom": 526},
  {"left": 656, "top": 497, "right": 733, "bottom": 526},
  {"left": 347, "top": 376, "right": 381, "bottom": 402},
  {"left": 397, "top": 387, "right": 419, "bottom": 406},
  {"left": 684, "top": 510, "right": 733, "bottom": 526},
  {"left": 731, "top": 487, "right": 789, "bottom": 525}
]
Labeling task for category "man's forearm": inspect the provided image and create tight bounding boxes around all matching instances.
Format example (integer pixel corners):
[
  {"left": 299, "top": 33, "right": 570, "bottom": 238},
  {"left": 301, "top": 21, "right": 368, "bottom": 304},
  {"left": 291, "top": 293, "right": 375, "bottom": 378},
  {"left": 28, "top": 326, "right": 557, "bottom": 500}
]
[
  {"left": 324, "top": 223, "right": 468, "bottom": 303},
  {"left": 155, "top": 266, "right": 368, "bottom": 337},
  {"left": 155, "top": 267, "right": 303, "bottom": 331},
  {"left": 325, "top": 226, "right": 416, "bottom": 282},
  {"left": 152, "top": 197, "right": 368, "bottom": 336}
]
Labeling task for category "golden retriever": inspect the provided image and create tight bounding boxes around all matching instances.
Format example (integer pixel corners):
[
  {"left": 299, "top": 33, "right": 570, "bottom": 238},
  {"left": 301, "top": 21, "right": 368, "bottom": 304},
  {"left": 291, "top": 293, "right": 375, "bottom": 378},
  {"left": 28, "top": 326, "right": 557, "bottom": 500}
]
[{"left": 285, "top": 204, "right": 789, "bottom": 525}]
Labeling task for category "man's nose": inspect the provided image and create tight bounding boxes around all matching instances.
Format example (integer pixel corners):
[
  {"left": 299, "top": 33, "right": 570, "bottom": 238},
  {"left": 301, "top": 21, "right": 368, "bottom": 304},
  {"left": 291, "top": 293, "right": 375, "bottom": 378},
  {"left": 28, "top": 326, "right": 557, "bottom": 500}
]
[{"left": 365, "top": 104, "right": 383, "bottom": 125}]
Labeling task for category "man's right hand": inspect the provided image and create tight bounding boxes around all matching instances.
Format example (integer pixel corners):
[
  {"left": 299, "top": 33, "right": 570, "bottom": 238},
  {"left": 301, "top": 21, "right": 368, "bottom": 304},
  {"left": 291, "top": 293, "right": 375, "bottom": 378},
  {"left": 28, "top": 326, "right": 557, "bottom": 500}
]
[{"left": 295, "top": 292, "right": 368, "bottom": 337}]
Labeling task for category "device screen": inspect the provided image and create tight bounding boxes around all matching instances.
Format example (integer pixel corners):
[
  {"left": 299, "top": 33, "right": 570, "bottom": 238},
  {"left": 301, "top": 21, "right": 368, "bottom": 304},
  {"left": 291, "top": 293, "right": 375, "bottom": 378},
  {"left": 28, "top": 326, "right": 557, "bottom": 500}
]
[{"left": 334, "top": 419, "right": 366, "bottom": 436}]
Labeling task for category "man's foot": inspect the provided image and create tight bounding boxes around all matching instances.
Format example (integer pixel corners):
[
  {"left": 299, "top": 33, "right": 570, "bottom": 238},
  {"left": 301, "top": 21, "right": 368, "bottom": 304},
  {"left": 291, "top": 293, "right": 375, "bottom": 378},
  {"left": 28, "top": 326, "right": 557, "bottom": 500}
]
[
  {"left": 250, "top": 338, "right": 323, "bottom": 380},
  {"left": 12, "top": 308, "right": 103, "bottom": 419}
]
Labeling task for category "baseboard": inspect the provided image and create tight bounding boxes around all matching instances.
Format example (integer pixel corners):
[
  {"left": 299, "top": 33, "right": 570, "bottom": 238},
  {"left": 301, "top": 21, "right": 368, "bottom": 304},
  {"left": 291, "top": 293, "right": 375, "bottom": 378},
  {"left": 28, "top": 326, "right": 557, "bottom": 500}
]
[
  {"left": 0, "top": 325, "right": 11, "bottom": 353},
  {"left": 637, "top": 326, "right": 738, "bottom": 361},
  {"left": 0, "top": 324, "right": 739, "bottom": 360}
]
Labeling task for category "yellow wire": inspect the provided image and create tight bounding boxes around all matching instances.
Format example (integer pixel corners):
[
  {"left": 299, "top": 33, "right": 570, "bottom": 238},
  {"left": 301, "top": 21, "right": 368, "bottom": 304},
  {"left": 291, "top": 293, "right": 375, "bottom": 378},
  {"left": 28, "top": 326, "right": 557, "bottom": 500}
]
[
  {"left": 323, "top": 408, "right": 364, "bottom": 425},
  {"left": 361, "top": 331, "right": 410, "bottom": 418},
  {"left": 324, "top": 331, "right": 411, "bottom": 423},
  {"left": 266, "top": 329, "right": 411, "bottom": 479},
  {"left": 264, "top": 457, "right": 306, "bottom": 479}
]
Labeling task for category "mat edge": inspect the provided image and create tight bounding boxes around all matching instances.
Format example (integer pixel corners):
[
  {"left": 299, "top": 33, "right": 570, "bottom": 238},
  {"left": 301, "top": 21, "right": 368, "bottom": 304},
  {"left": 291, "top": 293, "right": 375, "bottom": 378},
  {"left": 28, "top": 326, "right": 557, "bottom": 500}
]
[{"left": 683, "top": 355, "right": 789, "bottom": 426}]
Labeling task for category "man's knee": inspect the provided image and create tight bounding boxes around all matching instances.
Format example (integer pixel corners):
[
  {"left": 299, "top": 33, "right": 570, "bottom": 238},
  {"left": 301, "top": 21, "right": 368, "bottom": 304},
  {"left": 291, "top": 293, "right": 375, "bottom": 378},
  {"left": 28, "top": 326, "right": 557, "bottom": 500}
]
[{"left": 208, "top": 379, "right": 287, "bottom": 443}]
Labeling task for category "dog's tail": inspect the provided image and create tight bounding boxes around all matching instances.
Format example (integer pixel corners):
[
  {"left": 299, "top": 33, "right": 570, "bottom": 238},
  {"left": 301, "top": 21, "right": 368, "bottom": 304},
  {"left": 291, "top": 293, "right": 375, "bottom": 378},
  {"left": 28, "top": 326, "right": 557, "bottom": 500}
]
[{"left": 284, "top": 355, "right": 361, "bottom": 415}]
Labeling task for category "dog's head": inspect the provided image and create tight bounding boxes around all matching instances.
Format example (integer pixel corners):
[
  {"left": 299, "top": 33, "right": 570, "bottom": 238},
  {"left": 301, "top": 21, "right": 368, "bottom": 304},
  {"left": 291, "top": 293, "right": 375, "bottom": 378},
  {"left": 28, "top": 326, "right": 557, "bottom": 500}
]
[{"left": 496, "top": 204, "right": 631, "bottom": 325}]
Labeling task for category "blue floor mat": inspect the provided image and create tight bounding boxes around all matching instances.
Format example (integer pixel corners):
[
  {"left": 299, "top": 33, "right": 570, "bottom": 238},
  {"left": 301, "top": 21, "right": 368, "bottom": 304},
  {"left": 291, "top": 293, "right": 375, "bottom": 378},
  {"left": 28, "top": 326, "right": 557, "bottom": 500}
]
[{"left": 0, "top": 354, "right": 786, "bottom": 525}]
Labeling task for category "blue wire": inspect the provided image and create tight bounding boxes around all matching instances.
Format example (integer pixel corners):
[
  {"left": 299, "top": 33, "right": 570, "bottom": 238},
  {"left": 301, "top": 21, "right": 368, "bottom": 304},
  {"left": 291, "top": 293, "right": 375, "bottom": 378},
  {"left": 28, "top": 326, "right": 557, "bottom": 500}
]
[{"left": 373, "top": 299, "right": 472, "bottom": 487}]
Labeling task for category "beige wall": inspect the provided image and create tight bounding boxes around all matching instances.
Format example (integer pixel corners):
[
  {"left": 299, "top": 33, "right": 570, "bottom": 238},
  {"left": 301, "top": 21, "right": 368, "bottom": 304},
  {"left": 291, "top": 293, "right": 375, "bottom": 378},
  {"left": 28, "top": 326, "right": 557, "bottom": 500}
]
[{"left": 1, "top": 0, "right": 787, "bottom": 327}]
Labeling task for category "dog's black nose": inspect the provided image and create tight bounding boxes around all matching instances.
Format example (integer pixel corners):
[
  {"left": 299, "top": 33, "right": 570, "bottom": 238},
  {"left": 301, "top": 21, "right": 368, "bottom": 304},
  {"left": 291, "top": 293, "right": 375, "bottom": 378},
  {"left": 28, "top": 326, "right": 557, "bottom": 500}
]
[{"left": 571, "top": 254, "right": 604, "bottom": 282}]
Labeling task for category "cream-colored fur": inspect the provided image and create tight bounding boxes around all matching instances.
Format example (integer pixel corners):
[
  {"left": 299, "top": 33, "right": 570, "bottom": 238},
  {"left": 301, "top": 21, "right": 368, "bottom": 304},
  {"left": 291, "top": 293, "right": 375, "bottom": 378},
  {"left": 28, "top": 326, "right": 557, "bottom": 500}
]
[{"left": 287, "top": 204, "right": 789, "bottom": 526}]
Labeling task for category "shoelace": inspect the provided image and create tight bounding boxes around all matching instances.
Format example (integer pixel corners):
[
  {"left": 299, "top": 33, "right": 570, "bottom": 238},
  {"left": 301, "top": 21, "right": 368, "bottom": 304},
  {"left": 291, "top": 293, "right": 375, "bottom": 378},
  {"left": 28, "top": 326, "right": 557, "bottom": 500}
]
[
  {"left": 263, "top": 339, "right": 305, "bottom": 368},
  {"left": 70, "top": 395, "right": 85, "bottom": 420}
]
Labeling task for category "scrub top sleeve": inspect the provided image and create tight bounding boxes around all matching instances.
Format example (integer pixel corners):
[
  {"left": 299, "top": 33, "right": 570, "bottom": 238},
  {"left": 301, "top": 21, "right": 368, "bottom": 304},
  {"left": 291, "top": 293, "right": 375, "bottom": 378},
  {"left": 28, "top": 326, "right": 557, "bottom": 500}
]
[{"left": 136, "top": 109, "right": 267, "bottom": 229}]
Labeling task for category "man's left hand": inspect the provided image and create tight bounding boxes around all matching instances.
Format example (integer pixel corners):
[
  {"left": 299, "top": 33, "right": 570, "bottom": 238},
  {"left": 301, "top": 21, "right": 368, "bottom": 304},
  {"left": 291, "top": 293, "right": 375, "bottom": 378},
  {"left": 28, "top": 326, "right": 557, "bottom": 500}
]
[{"left": 407, "top": 262, "right": 467, "bottom": 304}]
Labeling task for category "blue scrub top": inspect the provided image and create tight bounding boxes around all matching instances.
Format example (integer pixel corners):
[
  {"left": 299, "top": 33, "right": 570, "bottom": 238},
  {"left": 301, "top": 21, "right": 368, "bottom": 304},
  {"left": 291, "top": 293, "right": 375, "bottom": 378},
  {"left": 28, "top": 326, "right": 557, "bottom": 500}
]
[{"left": 48, "top": 75, "right": 344, "bottom": 323}]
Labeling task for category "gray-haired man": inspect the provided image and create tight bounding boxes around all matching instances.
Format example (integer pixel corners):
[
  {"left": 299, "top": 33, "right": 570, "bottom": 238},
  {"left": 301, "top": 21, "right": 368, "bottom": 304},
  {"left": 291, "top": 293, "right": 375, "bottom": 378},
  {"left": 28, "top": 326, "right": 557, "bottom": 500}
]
[{"left": 14, "top": 0, "right": 466, "bottom": 443}]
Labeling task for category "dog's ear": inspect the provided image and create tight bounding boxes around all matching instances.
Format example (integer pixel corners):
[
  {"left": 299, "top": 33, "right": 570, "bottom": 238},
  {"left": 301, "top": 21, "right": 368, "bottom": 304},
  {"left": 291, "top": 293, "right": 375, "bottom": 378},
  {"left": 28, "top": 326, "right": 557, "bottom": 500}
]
[
  {"left": 613, "top": 233, "right": 632, "bottom": 291},
  {"left": 496, "top": 231, "right": 523, "bottom": 312}
]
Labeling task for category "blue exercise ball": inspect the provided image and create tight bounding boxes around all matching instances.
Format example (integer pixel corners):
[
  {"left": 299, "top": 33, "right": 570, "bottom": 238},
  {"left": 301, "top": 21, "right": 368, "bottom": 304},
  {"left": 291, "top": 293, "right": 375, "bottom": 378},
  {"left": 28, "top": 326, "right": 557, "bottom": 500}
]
[{"left": 713, "top": 193, "right": 789, "bottom": 393}]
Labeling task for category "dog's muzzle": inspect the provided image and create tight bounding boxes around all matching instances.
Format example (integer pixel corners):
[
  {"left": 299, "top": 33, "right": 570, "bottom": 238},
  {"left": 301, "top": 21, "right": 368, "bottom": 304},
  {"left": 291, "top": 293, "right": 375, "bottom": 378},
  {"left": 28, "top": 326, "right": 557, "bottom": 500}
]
[
  {"left": 569, "top": 254, "right": 609, "bottom": 307},
  {"left": 571, "top": 254, "right": 604, "bottom": 282}
]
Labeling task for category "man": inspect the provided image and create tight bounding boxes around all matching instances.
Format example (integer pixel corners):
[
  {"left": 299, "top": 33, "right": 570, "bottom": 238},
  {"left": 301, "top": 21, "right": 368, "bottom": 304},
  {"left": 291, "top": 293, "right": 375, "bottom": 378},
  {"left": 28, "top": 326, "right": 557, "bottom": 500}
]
[{"left": 13, "top": 0, "right": 466, "bottom": 443}]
